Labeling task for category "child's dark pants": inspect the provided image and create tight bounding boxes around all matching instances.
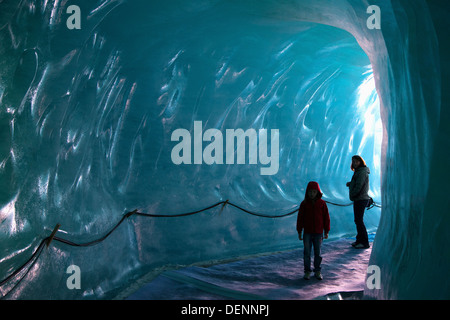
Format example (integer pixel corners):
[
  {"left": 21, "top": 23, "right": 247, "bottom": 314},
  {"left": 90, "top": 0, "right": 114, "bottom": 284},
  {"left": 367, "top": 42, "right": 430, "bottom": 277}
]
[{"left": 303, "top": 233, "right": 323, "bottom": 272}]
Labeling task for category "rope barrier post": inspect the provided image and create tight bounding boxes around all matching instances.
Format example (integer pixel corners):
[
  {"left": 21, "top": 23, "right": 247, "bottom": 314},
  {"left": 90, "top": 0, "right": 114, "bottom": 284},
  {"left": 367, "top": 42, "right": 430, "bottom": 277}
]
[
  {"left": 220, "top": 200, "right": 229, "bottom": 214},
  {"left": 125, "top": 209, "right": 138, "bottom": 218},
  {"left": 46, "top": 223, "right": 61, "bottom": 248}
]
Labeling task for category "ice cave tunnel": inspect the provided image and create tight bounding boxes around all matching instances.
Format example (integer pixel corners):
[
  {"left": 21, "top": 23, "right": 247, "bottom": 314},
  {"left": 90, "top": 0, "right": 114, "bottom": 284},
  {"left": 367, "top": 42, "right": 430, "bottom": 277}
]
[{"left": 0, "top": 0, "right": 449, "bottom": 300}]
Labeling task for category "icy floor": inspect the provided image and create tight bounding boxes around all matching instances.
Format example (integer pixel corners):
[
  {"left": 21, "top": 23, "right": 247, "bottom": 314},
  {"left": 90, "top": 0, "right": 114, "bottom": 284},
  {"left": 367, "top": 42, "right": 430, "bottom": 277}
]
[{"left": 126, "top": 235, "right": 374, "bottom": 300}]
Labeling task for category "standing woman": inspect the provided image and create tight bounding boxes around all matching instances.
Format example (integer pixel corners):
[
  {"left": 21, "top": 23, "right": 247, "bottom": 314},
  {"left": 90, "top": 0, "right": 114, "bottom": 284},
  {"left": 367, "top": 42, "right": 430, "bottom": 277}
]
[{"left": 346, "top": 155, "right": 371, "bottom": 249}]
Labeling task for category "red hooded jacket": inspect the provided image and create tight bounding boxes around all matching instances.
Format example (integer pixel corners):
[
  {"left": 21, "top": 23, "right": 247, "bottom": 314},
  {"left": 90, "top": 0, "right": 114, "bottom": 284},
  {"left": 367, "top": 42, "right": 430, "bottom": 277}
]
[{"left": 296, "top": 181, "right": 330, "bottom": 234}]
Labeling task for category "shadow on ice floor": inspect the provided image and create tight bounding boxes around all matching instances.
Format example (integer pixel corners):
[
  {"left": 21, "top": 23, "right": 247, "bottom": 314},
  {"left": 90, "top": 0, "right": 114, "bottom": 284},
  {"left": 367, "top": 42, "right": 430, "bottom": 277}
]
[{"left": 126, "top": 235, "right": 375, "bottom": 300}]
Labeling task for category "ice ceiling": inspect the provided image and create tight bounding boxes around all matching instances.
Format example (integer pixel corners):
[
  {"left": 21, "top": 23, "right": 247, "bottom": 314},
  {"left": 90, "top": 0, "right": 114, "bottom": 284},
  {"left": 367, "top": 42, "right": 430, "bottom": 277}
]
[{"left": 0, "top": 0, "right": 449, "bottom": 300}]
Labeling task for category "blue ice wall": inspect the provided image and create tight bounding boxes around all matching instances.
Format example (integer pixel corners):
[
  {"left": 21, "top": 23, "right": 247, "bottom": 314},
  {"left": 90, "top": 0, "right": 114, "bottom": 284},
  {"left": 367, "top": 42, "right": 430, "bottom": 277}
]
[{"left": 0, "top": 0, "right": 448, "bottom": 300}]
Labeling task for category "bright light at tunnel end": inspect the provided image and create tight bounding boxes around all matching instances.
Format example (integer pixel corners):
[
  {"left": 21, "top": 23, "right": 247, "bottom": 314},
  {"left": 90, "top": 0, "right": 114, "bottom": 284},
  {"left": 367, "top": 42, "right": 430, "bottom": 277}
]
[{"left": 357, "top": 67, "right": 382, "bottom": 175}]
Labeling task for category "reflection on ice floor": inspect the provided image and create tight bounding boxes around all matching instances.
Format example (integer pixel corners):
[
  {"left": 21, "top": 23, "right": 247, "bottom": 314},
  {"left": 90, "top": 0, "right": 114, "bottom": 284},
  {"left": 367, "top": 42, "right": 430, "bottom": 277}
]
[{"left": 127, "top": 235, "right": 374, "bottom": 300}]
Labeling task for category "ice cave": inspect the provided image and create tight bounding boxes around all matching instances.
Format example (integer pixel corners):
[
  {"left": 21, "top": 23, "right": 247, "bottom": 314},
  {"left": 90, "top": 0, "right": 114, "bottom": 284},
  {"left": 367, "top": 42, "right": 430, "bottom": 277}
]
[{"left": 0, "top": 0, "right": 449, "bottom": 300}]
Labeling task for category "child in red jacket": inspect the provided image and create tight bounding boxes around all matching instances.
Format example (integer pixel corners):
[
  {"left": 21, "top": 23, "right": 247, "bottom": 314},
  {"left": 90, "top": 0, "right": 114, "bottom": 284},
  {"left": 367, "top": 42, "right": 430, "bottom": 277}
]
[{"left": 297, "top": 181, "right": 330, "bottom": 280}]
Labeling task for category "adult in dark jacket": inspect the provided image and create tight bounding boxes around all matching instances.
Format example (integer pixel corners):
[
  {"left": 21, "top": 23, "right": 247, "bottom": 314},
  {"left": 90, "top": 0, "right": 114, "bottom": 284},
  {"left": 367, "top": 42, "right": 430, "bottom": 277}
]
[
  {"left": 297, "top": 181, "right": 330, "bottom": 280},
  {"left": 346, "top": 155, "right": 370, "bottom": 248}
]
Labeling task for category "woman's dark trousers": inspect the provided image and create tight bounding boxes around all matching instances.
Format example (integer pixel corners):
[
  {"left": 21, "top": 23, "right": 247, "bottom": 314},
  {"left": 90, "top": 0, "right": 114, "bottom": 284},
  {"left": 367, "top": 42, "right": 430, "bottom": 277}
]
[{"left": 353, "top": 199, "right": 369, "bottom": 246}]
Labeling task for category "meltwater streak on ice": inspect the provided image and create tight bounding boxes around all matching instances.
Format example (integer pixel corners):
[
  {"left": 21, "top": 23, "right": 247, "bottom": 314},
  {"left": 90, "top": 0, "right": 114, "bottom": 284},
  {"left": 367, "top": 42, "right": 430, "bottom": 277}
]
[{"left": 7, "top": 0, "right": 448, "bottom": 300}]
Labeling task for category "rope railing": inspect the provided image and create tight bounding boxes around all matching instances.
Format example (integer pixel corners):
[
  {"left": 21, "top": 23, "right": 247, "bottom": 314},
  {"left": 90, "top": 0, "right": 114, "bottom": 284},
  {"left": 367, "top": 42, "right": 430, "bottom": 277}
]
[{"left": 0, "top": 198, "right": 381, "bottom": 298}]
